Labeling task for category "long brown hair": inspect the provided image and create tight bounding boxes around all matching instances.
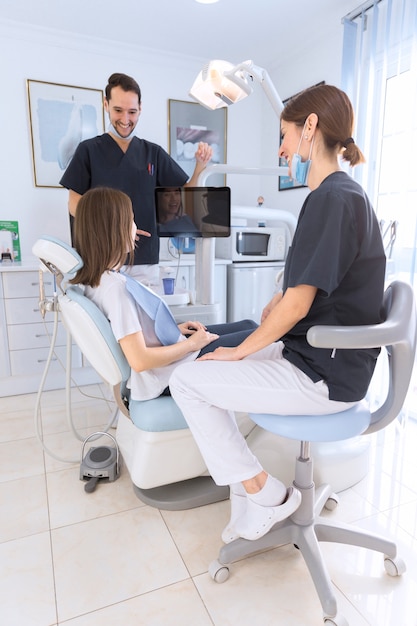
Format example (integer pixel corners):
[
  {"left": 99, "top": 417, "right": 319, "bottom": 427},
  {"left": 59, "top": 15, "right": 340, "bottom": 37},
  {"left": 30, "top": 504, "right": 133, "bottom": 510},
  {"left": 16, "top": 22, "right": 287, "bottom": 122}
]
[
  {"left": 70, "top": 187, "right": 134, "bottom": 287},
  {"left": 281, "top": 84, "right": 365, "bottom": 166}
]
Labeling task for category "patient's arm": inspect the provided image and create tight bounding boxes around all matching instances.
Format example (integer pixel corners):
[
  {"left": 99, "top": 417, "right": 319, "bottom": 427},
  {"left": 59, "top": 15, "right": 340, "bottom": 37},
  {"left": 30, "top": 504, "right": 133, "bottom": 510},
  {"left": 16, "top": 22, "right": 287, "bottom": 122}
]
[{"left": 119, "top": 327, "right": 219, "bottom": 372}]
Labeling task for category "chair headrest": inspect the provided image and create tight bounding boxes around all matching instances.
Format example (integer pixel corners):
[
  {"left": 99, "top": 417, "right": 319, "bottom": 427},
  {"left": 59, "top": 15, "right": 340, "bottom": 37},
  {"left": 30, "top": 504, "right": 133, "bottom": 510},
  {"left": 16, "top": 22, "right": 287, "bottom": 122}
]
[{"left": 32, "top": 235, "right": 83, "bottom": 275}]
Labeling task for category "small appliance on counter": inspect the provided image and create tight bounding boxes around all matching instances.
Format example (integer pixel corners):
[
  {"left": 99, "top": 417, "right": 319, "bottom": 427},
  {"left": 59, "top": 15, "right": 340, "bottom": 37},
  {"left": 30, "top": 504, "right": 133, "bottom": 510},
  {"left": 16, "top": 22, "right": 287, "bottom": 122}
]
[{"left": 216, "top": 206, "right": 296, "bottom": 323}]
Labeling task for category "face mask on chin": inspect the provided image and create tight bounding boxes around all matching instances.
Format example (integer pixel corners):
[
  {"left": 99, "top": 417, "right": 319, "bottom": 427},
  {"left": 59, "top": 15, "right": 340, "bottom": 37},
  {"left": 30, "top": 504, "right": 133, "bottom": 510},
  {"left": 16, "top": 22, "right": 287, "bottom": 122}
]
[
  {"left": 290, "top": 122, "right": 314, "bottom": 186},
  {"left": 108, "top": 123, "right": 136, "bottom": 141}
]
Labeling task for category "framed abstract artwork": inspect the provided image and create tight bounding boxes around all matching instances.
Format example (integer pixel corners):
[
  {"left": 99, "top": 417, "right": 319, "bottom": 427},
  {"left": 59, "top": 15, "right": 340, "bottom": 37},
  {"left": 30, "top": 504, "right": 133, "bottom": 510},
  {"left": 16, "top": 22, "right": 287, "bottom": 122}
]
[{"left": 27, "top": 79, "right": 104, "bottom": 187}]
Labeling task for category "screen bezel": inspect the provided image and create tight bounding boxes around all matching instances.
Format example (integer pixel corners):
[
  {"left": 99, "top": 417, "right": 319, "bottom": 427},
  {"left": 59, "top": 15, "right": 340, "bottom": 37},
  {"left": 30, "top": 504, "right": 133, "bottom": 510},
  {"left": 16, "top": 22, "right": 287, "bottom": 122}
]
[{"left": 155, "top": 186, "right": 231, "bottom": 238}]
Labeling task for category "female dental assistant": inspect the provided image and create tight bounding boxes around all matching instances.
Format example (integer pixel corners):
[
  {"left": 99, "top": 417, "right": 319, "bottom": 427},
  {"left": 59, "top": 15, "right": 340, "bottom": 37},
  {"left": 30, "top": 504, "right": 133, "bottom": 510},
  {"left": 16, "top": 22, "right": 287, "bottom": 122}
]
[{"left": 169, "top": 84, "right": 386, "bottom": 544}]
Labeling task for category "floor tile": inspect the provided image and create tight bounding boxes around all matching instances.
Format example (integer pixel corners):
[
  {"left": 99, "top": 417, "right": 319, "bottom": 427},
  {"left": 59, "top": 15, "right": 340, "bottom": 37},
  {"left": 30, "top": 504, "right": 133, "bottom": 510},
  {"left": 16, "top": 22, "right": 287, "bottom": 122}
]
[
  {"left": 161, "top": 499, "right": 231, "bottom": 577},
  {"left": 0, "top": 437, "right": 45, "bottom": 483},
  {"left": 52, "top": 507, "right": 189, "bottom": 622},
  {"left": 384, "top": 498, "right": 417, "bottom": 538},
  {"left": 38, "top": 397, "right": 116, "bottom": 437},
  {"left": 0, "top": 407, "right": 37, "bottom": 443},
  {"left": 0, "top": 532, "right": 56, "bottom": 626},
  {"left": 47, "top": 464, "right": 142, "bottom": 529},
  {"left": 0, "top": 474, "right": 49, "bottom": 542},
  {"left": 57, "top": 579, "right": 213, "bottom": 626}
]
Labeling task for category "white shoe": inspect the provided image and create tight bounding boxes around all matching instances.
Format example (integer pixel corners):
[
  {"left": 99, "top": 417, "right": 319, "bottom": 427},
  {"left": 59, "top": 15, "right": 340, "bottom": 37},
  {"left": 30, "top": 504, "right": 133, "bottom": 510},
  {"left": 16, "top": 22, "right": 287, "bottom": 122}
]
[
  {"left": 221, "top": 492, "right": 247, "bottom": 544},
  {"left": 234, "top": 487, "right": 302, "bottom": 541}
]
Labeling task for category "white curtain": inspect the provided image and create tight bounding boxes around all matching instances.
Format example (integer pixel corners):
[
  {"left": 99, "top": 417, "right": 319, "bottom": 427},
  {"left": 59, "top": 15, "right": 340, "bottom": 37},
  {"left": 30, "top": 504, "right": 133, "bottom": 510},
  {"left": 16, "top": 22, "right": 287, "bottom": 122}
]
[
  {"left": 342, "top": 0, "right": 417, "bottom": 286},
  {"left": 342, "top": 0, "right": 417, "bottom": 194},
  {"left": 342, "top": 0, "right": 417, "bottom": 420}
]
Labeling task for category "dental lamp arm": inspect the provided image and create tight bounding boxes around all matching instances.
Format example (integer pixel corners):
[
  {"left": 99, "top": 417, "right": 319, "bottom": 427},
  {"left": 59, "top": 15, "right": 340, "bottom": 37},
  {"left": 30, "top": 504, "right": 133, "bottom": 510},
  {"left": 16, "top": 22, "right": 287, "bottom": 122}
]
[
  {"left": 198, "top": 163, "right": 289, "bottom": 184},
  {"left": 226, "top": 61, "right": 284, "bottom": 117}
]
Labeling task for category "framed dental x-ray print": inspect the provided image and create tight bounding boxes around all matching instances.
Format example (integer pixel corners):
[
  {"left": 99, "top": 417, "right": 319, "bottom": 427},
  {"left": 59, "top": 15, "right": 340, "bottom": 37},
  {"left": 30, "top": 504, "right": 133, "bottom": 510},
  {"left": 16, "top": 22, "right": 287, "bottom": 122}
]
[{"left": 168, "top": 99, "right": 227, "bottom": 187}]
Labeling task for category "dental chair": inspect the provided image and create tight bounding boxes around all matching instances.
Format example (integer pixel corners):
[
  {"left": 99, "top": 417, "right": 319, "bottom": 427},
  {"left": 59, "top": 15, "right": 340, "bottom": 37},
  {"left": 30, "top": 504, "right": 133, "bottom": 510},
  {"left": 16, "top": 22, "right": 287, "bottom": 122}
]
[
  {"left": 208, "top": 280, "right": 416, "bottom": 626},
  {"left": 32, "top": 235, "right": 378, "bottom": 512},
  {"left": 33, "top": 235, "right": 240, "bottom": 509}
]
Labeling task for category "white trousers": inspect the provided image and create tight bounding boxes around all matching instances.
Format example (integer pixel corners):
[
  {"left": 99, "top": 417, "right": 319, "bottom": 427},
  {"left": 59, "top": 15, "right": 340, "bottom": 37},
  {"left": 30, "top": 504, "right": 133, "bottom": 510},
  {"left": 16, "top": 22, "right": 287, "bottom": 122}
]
[{"left": 169, "top": 342, "right": 355, "bottom": 486}]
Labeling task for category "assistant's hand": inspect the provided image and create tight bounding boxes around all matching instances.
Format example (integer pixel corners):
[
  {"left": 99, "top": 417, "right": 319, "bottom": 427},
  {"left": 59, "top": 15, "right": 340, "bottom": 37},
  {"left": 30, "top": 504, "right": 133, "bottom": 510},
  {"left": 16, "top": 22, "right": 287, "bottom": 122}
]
[
  {"left": 178, "top": 320, "right": 207, "bottom": 335},
  {"left": 198, "top": 346, "right": 242, "bottom": 362},
  {"left": 194, "top": 142, "right": 213, "bottom": 165}
]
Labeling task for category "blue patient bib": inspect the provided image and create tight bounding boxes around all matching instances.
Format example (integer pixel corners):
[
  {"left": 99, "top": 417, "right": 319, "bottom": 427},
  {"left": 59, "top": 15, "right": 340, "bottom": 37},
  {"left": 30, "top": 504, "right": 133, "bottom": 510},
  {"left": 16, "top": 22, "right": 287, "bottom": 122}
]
[{"left": 122, "top": 273, "right": 181, "bottom": 346}]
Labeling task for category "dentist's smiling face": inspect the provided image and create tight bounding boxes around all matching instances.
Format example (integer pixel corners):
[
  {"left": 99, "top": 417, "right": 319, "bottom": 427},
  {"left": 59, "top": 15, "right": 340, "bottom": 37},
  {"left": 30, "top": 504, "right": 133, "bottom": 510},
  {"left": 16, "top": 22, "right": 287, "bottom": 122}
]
[{"left": 104, "top": 85, "right": 141, "bottom": 139}]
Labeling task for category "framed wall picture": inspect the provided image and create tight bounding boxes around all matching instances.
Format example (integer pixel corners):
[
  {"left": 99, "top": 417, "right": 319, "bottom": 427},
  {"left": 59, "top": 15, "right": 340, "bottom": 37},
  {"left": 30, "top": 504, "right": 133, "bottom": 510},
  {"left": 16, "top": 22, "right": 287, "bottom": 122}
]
[
  {"left": 27, "top": 79, "right": 105, "bottom": 188},
  {"left": 168, "top": 99, "right": 227, "bottom": 187},
  {"left": 278, "top": 81, "right": 325, "bottom": 191}
]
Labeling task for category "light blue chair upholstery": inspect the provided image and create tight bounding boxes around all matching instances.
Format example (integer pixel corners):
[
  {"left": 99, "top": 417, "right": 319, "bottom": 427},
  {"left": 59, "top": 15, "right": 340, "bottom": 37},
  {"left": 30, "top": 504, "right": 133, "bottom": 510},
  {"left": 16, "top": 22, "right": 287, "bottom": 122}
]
[{"left": 210, "top": 281, "right": 416, "bottom": 626}]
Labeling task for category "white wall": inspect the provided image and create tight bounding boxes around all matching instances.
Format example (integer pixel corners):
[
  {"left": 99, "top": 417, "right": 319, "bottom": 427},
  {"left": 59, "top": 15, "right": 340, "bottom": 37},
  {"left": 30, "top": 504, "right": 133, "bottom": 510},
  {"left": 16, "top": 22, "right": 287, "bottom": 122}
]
[
  {"left": 259, "top": 22, "right": 350, "bottom": 217},
  {"left": 0, "top": 16, "right": 347, "bottom": 262},
  {"left": 0, "top": 19, "right": 264, "bottom": 263}
]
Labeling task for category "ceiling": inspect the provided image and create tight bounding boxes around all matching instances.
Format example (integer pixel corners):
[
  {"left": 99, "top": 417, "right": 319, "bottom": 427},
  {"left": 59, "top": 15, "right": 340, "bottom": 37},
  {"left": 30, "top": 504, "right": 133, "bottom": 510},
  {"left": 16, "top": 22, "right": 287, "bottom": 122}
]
[{"left": 3, "top": 0, "right": 360, "bottom": 68}]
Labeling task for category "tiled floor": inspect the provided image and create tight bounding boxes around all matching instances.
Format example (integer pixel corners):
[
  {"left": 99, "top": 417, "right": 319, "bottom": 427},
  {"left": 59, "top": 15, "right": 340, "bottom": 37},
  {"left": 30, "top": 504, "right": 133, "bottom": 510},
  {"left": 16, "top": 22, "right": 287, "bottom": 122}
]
[{"left": 1, "top": 383, "right": 417, "bottom": 626}]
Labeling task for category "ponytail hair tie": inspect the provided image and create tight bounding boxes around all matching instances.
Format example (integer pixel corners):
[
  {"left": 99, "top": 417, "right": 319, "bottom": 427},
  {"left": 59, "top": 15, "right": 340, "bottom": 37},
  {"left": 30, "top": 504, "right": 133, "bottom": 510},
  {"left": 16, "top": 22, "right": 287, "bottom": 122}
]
[{"left": 343, "top": 137, "right": 354, "bottom": 148}]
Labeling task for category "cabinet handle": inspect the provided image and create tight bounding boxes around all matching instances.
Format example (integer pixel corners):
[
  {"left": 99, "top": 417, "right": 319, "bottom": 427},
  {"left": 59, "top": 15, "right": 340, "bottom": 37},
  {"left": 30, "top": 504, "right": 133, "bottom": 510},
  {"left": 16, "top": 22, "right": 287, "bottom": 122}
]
[
  {"left": 33, "top": 308, "right": 40, "bottom": 312},
  {"left": 35, "top": 333, "right": 48, "bottom": 338},
  {"left": 37, "top": 357, "right": 57, "bottom": 363},
  {"left": 31, "top": 281, "right": 52, "bottom": 286}
]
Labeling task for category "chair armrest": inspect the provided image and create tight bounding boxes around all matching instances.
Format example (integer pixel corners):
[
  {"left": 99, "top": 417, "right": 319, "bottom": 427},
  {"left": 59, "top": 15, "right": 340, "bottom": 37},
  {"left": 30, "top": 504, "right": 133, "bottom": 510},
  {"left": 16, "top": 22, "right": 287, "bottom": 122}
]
[
  {"left": 307, "top": 281, "right": 415, "bottom": 350},
  {"left": 306, "top": 322, "right": 395, "bottom": 350}
]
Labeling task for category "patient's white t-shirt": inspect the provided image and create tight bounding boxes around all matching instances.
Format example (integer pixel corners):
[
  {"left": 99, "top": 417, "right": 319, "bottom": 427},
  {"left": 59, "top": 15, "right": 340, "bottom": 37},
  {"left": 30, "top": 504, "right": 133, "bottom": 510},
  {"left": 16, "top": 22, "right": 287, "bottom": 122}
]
[{"left": 84, "top": 271, "right": 198, "bottom": 401}]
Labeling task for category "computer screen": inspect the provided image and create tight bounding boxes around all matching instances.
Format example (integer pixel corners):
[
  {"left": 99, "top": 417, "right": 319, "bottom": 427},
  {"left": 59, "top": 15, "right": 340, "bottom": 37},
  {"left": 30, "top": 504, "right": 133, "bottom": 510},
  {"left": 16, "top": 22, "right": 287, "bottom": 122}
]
[{"left": 155, "top": 186, "right": 231, "bottom": 238}]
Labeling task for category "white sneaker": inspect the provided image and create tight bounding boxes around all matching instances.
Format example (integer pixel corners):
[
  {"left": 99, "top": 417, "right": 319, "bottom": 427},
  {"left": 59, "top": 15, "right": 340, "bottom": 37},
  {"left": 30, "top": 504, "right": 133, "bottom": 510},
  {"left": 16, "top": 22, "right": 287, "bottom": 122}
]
[
  {"left": 221, "top": 492, "right": 247, "bottom": 544},
  {"left": 234, "top": 487, "right": 302, "bottom": 541}
]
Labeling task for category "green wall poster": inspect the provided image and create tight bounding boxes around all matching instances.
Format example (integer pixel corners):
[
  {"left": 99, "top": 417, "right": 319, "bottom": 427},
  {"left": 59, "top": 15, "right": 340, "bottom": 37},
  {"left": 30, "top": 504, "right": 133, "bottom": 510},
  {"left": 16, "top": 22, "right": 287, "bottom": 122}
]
[{"left": 0, "top": 221, "right": 21, "bottom": 262}]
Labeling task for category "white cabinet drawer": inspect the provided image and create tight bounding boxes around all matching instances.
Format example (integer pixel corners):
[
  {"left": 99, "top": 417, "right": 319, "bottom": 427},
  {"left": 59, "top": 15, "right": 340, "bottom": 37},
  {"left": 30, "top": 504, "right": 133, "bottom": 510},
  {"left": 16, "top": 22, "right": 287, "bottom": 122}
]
[
  {"left": 7, "top": 321, "right": 68, "bottom": 350},
  {"left": 2, "top": 271, "right": 55, "bottom": 299},
  {"left": 10, "top": 345, "right": 82, "bottom": 376},
  {"left": 4, "top": 297, "right": 47, "bottom": 325}
]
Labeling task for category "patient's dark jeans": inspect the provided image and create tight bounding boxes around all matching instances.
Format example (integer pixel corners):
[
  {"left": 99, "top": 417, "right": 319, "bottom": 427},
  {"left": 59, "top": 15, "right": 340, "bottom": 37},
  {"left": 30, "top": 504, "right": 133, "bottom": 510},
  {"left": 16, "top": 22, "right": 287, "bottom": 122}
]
[
  {"left": 160, "top": 319, "right": 258, "bottom": 396},
  {"left": 198, "top": 319, "right": 258, "bottom": 356}
]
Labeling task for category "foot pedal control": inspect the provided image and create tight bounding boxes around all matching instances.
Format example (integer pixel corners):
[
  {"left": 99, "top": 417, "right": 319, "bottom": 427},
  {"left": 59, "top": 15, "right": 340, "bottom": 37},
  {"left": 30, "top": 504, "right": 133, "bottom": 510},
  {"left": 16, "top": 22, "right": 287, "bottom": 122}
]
[{"left": 80, "top": 431, "right": 121, "bottom": 493}]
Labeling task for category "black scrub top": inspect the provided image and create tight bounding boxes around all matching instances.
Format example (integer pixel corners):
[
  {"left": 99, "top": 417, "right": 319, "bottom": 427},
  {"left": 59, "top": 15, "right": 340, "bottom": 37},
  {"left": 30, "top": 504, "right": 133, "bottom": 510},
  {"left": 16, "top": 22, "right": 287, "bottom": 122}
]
[
  {"left": 60, "top": 134, "right": 188, "bottom": 265},
  {"left": 282, "top": 171, "right": 386, "bottom": 402}
]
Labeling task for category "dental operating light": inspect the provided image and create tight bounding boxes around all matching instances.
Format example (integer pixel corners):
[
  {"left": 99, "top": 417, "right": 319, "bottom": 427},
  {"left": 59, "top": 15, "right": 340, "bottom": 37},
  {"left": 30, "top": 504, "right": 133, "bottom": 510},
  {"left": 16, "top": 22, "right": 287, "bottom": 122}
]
[
  {"left": 189, "top": 59, "right": 284, "bottom": 117},
  {"left": 190, "top": 59, "right": 289, "bottom": 307}
]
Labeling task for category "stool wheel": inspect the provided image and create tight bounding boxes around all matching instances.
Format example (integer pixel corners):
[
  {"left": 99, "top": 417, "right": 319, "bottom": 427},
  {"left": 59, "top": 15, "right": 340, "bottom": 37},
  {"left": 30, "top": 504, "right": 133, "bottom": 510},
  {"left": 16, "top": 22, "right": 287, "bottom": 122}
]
[
  {"left": 323, "top": 611, "right": 349, "bottom": 626},
  {"left": 209, "top": 559, "right": 230, "bottom": 583},
  {"left": 384, "top": 555, "right": 406, "bottom": 576},
  {"left": 324, "top": 493, "right": 339, "bottom": 511}
]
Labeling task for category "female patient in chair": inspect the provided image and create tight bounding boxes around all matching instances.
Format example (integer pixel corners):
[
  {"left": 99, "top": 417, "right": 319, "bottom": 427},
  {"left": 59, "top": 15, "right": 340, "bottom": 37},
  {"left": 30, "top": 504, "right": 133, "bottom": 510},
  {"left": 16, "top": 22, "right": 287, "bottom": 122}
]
[
  {"left": 168, "top": 84, "right": 386, "bottom": 545},
  {"left": 69, "top": 186, "right": 257, "bottom": 404}
]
